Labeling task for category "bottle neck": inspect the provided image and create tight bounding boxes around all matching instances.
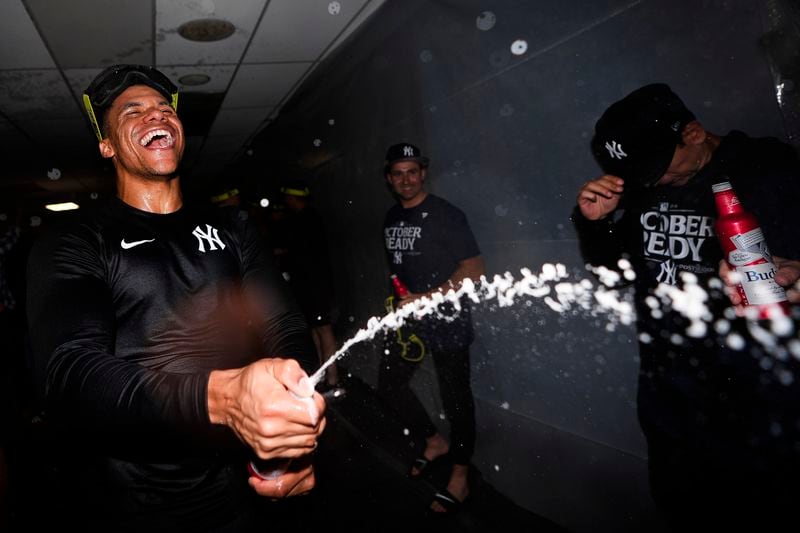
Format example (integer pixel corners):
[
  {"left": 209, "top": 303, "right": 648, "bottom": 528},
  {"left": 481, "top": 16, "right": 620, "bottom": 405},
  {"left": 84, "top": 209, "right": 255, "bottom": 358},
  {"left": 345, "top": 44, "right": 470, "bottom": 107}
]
[
  {"left": 391, "top": 275, "right": 409, "bottom": 296},
  {"left": 714, "top": 189, "right": 743, "bottom": 216}
]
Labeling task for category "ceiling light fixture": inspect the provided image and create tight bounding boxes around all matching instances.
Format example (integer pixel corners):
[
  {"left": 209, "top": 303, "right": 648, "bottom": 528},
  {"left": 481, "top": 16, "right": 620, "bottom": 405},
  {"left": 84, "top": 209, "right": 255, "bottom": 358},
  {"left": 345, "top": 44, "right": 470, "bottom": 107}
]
[
  {"left": 178, "top": 73, "right": 212, "bottom": 86},
  {"left": 45, "top": 202, "right": 80, "bottom": 212},
  {"left": 178, "top": 18, "right": 235, "bottom": 42}
]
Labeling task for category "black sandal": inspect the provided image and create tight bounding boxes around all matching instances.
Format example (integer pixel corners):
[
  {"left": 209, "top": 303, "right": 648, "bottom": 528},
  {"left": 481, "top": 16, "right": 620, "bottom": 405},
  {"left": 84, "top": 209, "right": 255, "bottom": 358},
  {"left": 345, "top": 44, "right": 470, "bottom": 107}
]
[
  {"left": 408, "top": 453, "right": 449, "bottom": 477},
  {"left": 430, "top": 488, "right": 463, "bottom": 514}
]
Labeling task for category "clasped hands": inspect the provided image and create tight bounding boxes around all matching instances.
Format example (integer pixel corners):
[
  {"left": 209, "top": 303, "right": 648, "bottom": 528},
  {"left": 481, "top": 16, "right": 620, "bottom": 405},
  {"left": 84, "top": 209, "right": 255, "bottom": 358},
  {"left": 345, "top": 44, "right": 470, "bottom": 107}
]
[{"left": 208, "top": 358, "right": 326, "bottom": 498}]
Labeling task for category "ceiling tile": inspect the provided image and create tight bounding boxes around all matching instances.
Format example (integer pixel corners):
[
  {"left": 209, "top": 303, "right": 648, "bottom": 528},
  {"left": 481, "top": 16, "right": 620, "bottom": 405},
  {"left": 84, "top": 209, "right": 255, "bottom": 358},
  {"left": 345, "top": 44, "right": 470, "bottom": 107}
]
[
  {"left": 223, "top": 62, "right": 311, "bottom": 109},
  {"left": 160, "top": 64, "right": 237, "bottom": 94},
  {"left": 208, "top": 107, "right": 273, "bottom": 136},
  {"left": 245, "top": 0, "right": 369, "bottom": 63},
  {"left": 64, "top": 68, "right": 104, "bottom": 100},
  {"left": 0, "top": 115, "right": 16, "bottom": 132},
  {"left": 0, "top": 69, "right": 81, "bottom": 120},
  {"left": 156, "top": 0, "right": 266, "bottom": 65},
  {"left": 321, "top": 0, "right": 386, "bottom": 61},
  {"left": 1, "top": 0, "right": 383, "bottom": 205},
  {"left": 0, "top": 0, "right": 54, "bottom": 69},
  {"left": 24, "top": 0, "right": 153, "bottom": 68}
]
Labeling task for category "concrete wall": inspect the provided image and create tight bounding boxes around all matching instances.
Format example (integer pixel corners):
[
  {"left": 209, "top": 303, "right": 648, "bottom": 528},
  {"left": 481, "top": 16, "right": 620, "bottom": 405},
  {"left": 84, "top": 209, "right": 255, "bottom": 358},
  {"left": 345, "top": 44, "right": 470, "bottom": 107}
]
[{"left": 243, "top": 1, "right": 785, "bottom": 530}]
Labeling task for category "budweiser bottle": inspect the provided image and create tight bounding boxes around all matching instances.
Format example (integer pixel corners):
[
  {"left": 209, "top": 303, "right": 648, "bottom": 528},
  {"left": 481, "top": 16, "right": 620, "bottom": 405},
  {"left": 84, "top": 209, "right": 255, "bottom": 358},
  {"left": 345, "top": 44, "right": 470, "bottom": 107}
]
[
  {"left": 712, "top": 180, "right": 789, "bottom": 318},
  {"left": 390, "top": 274, "right": 410, "bottom": 298}
]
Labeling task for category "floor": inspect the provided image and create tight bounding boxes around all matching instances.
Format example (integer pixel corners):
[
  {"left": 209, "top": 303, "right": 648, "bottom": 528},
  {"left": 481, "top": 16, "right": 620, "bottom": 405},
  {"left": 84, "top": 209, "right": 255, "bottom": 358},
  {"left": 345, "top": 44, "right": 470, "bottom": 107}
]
[{"left": 307, "top": 373, "right": 570, "bottom": 532}]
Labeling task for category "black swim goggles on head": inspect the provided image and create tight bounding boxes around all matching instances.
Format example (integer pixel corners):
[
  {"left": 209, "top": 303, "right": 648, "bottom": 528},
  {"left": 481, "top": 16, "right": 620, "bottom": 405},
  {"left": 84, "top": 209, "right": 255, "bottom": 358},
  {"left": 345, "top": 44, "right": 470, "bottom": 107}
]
[{"left": 82, "top": 64, "right": 179, "bottom": 141}]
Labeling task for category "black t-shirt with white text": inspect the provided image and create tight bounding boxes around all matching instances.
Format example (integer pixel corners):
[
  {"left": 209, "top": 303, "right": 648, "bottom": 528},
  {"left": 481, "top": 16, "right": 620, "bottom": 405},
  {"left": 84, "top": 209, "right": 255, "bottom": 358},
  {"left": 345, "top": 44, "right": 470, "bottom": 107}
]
[
  {"left": 383, "top": 194, "right": 480, "bottom": 352},
  {"left": 573, "top": 130, "right": 800, "bottom": 456}
]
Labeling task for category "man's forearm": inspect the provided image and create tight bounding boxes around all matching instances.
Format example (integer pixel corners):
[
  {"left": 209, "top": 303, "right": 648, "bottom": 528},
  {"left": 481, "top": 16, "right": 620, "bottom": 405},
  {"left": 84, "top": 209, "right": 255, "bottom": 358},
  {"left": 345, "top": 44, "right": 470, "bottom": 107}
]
[
  {"left": 207, "top": 367, "right": 242, "bottom": 426},
  {"left": 429, "top": 255, "right": 485, "bottom": 296}
]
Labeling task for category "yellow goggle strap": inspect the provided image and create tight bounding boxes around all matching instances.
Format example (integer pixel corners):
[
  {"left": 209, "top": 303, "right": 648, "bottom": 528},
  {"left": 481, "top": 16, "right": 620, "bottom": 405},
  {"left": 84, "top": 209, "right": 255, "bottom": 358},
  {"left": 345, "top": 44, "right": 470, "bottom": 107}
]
[
  {"left": 83, "top": 94, "right": 103, "bottom": 142},
  {"left": 211, "top": 189, "right": 240, "bottom": 203},
  {"left": 281, "top": 187, "right": 310, "bottom": 197},
  {"left": 82, "top": 92, "right": 179, "bottom": 142}
]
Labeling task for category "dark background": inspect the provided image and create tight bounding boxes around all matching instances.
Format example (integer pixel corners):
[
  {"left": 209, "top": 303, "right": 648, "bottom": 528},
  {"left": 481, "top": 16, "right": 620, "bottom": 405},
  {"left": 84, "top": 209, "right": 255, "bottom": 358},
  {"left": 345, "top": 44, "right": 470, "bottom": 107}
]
[{"left": 4, "top": 1, "right": 800, "bottom": 531}]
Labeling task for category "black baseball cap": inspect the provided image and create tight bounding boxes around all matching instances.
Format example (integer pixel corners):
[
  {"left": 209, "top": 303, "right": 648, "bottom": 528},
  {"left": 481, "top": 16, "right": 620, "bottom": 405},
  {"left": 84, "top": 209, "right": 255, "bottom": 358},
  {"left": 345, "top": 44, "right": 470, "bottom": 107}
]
[
  {"left": 384, "top": 142, "right": 429, "bottom": 173},
  {"left": 83, "top": 64, "right": 179, "bottom": 141},
  {"left": 591, "top": 83, "right": 695, "bottom": 188}
]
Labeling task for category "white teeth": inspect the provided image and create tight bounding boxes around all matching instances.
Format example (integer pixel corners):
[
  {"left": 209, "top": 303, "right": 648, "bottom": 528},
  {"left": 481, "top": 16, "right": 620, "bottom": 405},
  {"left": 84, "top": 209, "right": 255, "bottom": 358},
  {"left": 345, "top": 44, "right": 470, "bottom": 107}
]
[{"left": 139, "top": 129, "right": 173, "bottom": 147}]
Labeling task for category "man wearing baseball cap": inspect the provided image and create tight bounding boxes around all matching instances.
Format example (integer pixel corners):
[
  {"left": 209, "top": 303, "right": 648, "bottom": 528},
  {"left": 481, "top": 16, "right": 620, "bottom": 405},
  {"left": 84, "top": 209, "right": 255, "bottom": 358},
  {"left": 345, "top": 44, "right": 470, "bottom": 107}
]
[
  {"left": 274, "top": 179, "right": 344, "bottom": 396},
  {"left": 379, "top": 142, "right": 484, "bottom": 513},
  {"left": 573, "top": 84, "right": 800, "bottom": 528},
  {"left": 26, "top": 65, "right": 325, "bottom": 531}
]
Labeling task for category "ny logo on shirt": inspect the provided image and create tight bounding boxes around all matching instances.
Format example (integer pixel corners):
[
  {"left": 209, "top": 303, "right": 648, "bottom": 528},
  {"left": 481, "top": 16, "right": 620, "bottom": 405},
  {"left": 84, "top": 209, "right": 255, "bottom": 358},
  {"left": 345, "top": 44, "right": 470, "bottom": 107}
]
[
  {"left": 193, "top": 224, "right": 226, "bottom": 253},
  {"left": 657, "top": 259, "right": 677, "bottom": 285}
]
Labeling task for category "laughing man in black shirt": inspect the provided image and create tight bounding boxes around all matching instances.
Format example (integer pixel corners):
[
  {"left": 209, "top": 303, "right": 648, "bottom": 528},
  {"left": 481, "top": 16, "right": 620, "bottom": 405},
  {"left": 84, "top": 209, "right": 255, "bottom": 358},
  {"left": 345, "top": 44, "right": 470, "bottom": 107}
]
[{"left": 26, "top": 65, "right": 325, "bottom": 532}]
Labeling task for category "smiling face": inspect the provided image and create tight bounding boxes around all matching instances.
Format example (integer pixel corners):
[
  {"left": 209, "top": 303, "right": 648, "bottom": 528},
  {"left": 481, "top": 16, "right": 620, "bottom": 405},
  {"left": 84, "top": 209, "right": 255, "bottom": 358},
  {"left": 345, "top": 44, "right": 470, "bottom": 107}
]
[
  {"left": 386, "top": 161, "right": 427, "bottom": 208},
  {"left": 99, "top": 85, "right": 185, "bottom": 181}
]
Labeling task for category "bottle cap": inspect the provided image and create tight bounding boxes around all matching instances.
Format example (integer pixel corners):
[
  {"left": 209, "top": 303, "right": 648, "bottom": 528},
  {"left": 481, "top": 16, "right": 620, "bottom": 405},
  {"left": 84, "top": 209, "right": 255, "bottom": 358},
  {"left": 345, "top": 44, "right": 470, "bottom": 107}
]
[{"left": 711, "top": 181, "right": 732, "bottom": 193}]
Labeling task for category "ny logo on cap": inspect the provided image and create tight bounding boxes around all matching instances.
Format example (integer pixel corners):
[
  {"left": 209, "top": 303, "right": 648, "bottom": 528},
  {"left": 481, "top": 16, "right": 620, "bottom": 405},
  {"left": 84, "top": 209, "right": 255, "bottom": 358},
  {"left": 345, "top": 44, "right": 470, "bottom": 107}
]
[
  {"left": 605, "top": 140, "right": 627, "bottom": 160},
  {"left": 403, "top": 145, "right": 415, "bottom": 157}
]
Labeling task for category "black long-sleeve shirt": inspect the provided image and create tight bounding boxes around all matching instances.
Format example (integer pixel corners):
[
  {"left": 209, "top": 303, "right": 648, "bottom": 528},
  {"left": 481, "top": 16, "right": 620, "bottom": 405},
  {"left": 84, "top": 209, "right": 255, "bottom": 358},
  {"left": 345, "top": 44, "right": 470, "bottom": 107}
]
[{"left": 26, "top": 198, "right": 316, "bottom": 530}]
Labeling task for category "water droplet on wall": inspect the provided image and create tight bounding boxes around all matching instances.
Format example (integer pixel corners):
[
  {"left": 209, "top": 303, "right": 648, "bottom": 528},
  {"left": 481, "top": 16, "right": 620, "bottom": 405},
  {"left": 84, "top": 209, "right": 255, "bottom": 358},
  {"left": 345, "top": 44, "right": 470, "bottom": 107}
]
[
  {"left": 511, "top": 39, "right": 528, "bottom": 55},
  {"left": 476, "top": 11, "right": 496, "bottom": 31}
]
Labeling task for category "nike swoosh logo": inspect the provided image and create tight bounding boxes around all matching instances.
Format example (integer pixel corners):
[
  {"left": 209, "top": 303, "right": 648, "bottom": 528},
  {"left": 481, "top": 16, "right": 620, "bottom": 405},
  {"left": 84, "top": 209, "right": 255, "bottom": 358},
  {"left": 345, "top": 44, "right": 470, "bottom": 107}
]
[{"left": 120, "top": 238, "right": 155, "bottom": 250}]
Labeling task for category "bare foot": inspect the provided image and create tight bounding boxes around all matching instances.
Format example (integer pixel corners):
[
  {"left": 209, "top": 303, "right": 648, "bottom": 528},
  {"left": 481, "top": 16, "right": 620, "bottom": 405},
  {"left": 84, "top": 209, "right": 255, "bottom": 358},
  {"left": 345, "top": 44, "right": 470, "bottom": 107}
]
[
  {"left": 430, "top": 464, "right": 469, "bottom": 513},
  {"left": 410, "top": 433, "right": 449, "bottom": 476}
]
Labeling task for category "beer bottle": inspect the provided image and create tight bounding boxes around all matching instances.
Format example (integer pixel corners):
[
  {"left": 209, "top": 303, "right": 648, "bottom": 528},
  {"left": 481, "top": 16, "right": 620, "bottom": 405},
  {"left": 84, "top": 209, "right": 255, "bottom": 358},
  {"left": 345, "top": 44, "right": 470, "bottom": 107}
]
[
  {"left": 390, "top": 274, "right": 410, "bottom": 298},
  {"left": 712, "top": 180, "right": 789, "bottom": 318}
]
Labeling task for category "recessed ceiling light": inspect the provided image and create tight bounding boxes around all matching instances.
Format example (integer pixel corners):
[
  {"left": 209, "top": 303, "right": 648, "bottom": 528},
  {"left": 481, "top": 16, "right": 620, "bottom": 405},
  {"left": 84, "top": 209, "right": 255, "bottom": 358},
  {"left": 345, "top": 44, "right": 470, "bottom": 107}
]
[
  {"left": 45, "top": 202, "right": 80, "bottom": 212},
  {"left": 178, "top": 18, "right": 235, "bottom": 42},
  {"left": 178, "top": 73, "right": 211, "bottom": 86}
]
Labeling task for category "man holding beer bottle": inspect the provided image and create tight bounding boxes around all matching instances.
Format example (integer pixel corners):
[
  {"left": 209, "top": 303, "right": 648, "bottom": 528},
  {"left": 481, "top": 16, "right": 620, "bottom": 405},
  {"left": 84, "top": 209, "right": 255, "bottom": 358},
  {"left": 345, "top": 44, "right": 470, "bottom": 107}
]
[
  {"left": 380, "top": 142, "right": 484, "bottom": 514},
  {"left": 573, "top": 83, "right": 800, "bottom": 529}
]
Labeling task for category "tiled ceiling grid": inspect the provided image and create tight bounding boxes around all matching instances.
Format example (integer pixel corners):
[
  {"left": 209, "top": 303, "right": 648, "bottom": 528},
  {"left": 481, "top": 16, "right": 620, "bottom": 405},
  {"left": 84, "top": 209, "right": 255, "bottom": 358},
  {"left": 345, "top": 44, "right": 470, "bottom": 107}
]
[{"left": 0, "top": 0, "right": 385, "bottom": 203}]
